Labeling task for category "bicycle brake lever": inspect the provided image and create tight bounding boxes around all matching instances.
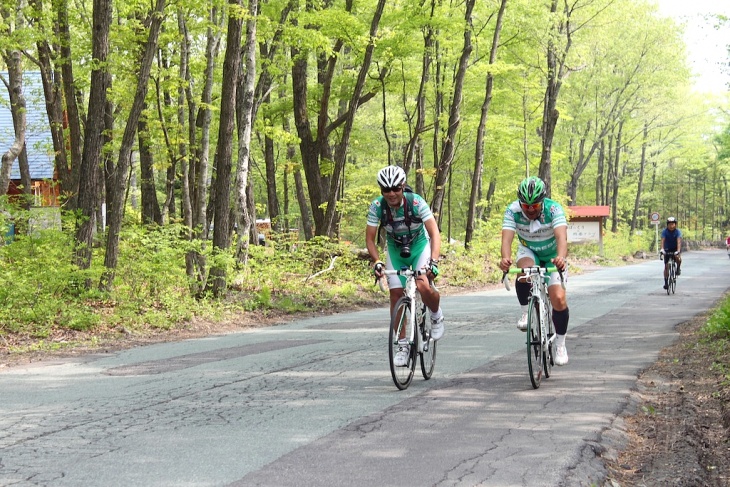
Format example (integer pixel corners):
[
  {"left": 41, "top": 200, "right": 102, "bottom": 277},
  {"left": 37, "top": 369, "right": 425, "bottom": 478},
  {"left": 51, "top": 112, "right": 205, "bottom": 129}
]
[{"left": 502, "top": 272, "right": 511, "bottom": 291}]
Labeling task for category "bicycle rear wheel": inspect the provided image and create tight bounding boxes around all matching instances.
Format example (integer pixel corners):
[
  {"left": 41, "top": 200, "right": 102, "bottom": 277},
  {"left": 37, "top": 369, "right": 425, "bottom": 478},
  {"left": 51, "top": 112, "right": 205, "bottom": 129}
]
[
  {"left": 526, "top": 297, "right": 544, "bottom": 389},
  {"left": 389, "top": 297, "right": 416, "bottom": 390},
  {"left": 419, "top": 303, "right": 437, "bottom": 379}
]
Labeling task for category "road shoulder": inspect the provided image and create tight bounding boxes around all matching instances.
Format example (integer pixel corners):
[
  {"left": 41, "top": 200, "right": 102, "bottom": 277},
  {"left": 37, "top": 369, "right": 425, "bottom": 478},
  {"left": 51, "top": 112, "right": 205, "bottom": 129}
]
[{"left": 599, "top": 313, "right": 730, "bottom": 486}]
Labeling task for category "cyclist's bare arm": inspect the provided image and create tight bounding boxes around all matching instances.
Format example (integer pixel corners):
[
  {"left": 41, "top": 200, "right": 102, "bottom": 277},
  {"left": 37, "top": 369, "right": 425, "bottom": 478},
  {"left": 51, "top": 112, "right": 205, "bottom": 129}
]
[
  {"left": 552, "top": 226, "right": 568, "bottom": 272},
  {"left": 500, "top": 229, "right": 516, "bottom": 272},
  {"left": 423, "top": 217, "right": 441, "bottom": 262},
  {"left": 365, "top": 225, "right": 380, "bottom": 263}
]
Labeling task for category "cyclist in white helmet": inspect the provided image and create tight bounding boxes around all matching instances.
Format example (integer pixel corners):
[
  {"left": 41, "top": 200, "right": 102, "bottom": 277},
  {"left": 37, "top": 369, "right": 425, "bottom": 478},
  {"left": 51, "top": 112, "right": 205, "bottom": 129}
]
[
  {"left": 366, "top": 165, "right": 444, "bottom": 367},
  {"left": 660, "top": 216, "right": 682, "bottom": 288}
]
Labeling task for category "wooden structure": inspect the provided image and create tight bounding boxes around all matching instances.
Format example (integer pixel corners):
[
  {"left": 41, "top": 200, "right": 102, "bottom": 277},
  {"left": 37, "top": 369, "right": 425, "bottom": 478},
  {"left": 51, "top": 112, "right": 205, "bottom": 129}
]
[
  {"left": 566, "top": 205, "right": 610, "bottom": 255},
  {"left": 1, "top": 71, "right": 59, "bottom": 207}
]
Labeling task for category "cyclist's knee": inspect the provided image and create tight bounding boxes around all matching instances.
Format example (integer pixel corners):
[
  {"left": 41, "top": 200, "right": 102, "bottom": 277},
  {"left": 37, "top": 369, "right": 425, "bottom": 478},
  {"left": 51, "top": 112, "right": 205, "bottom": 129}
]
[
  {"left": 417, "top": 279, "right": 437, "bottom": 299},
  {"left": 549, "top": 290, "right": 567, "bottom": 309}
]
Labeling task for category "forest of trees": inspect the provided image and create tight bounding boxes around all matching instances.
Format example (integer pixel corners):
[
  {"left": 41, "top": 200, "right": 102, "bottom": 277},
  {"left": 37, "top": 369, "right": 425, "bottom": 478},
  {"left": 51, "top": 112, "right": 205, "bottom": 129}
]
[{"left": 1, "top": 0, "right": 729, "bottom": 297}]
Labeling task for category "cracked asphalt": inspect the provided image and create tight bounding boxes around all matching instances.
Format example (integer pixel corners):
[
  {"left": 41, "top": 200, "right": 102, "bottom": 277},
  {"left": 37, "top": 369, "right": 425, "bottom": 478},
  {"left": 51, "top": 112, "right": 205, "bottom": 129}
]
[{"left": 1, "top": 250, "right": 729, "bottom": 487}]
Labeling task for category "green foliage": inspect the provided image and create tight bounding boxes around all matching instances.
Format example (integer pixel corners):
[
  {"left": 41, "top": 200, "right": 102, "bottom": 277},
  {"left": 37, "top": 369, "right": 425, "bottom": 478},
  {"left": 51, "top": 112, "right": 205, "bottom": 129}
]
[
  {"left": 0, "top": 228, "right": 102, "bottom": 336},
  {"left": 703, "top": 295, "right": 730, "bottom": 339},
  {"left": 234, "top": 236, "right": 374, "bottom": 303},
  {"left": 701, "top": 295, "right": 730, "bottom": 387},
  {"left": 0, "top": 223, "right": 214, "bottom": 339},
  {"left": 0, "top": 204, "right": 683, "bottom": 356}
]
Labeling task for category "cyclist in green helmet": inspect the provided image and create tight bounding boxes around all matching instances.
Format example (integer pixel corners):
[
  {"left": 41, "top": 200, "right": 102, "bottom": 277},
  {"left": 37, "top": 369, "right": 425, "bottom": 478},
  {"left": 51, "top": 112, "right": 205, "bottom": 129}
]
[{"left": 499, "top": 176, "right": 571, "bottom": 366}]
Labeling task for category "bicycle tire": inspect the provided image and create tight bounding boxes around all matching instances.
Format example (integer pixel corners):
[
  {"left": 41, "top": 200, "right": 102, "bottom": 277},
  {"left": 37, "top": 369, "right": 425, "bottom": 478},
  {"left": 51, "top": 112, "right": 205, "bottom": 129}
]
[
  {"left": 526, "top": 296, "right": 544, "bottom": 389},
  {"left": 670, "top": 260, "right": 676, "bottom": 294},
  {"left": 419, "top": 302, "right": 437, "bottom": 380},
  {"left": 666, "top": 260, "right": 674, "bottom": 295},
  {"left": 389, "top": 297, "right": 415, "bottom": 390},
  {"left": 543, "top": 299, "right": 554, "bottom": 378}
]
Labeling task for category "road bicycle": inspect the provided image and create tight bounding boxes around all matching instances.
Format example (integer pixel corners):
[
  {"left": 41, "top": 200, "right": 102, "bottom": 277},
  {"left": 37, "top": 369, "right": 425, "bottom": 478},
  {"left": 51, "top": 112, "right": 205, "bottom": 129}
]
[
  {"left": 379, "top": 267, "right": 437, "bottom": 390},
  {"left": 503, "top": 265, "right": 564, "bottom": 389},
  {"left": 663, "top": 251, "right": 678, "bottom": 295}
]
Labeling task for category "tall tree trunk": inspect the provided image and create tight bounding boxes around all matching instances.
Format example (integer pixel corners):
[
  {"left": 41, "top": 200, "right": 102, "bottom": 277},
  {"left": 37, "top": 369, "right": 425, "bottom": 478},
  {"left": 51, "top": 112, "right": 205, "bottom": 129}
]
[
  {"left": 57, "top": 0, "right": 84, "bottom": 211},
  {"left": 290, "top": 49, "right": 326, "bottom": 235},
  {"left": 630, "top": 122, "right": 649, "bottom": 236},
  {"left": 207, "top": 0, "right": 243, "bottom": 296},
  {"left": 293, "top": 163, "right": 313, "bottom": 241},
  {"left": 322, "top": 0, "right": 386, "bottom": 237},
  {"left": 566, "top": 125, "right": 589, "bottom": 205},
  {"left": 538, "top": 0, "right": 572, "bottom": 195},
  {"left": 290, "top": 0, "right": 379, "bottom": 237},
  {"left": 465, "top": 0, "right": 506, "bottom": 249},
  {"left": 0, "top": 51, "right": 26, "bottom": 197},
  {"left": 26, "top": 0, "right": 70, "bottom": 209},
  {"left": 403, "top": 0, "right": 435, "bottom": 184},
  {"left": 610, "top": 121, "right": 623, "bottom": 233},
  {"left": 264, "top": 132, "right": 279, "bottom": 230},
  {"left": 596, "top": 139, "right": 604, "bottom": 206},
  {"left": 234, "top": 0, "right": 258, "bottom": 264},
  {"left": 73, "top": 0, "right": 111, "bottom": 275},
  {"left": 430, "top": 0, "right": 475, "bottom": 225},
  {"left": 178, "top": 11, "right": 197, "bottom": 287},
  {"left": 184, "top": 7, "right": 222, "bottom": 294},
  {"left": 101, "top": 0, "right": 167, "bottom": 291},
  {"left": 605, "top": 135, "right": 614, "bottom": 208},
  {"left": 102, "top": 99, "right": 114, "bottom": 230},
  {"left": 18, "top": 147, "right": 32, "bottom": 209},
  {"left": 138, "top": 111, "right": 163, "bottom": 225},
  {"left": 283, "top": 112, "right": 313, "bottom": 241}
]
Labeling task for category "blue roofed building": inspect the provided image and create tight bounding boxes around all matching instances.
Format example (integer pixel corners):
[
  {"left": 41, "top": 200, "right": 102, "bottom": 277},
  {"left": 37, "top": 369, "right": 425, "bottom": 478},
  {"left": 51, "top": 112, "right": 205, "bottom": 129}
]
[{"left": 0, "top": 71, "right": 59, "bottom": 206}]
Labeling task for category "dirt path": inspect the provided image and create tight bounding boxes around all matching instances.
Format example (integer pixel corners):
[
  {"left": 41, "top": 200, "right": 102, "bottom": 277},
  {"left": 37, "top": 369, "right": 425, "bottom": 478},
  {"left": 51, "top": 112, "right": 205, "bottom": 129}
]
[{"left": 600, "top": 314, "right": 730, "bottom": 486}]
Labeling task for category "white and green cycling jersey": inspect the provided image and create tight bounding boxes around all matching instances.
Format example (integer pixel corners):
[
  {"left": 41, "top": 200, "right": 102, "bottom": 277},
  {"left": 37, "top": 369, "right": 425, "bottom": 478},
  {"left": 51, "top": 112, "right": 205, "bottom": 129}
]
[
  {"left": 502, "top": 198, "right": 567, "bottom": 262},
  {"left": 366, "top": 193, "right": 433, "bottom": 253}
]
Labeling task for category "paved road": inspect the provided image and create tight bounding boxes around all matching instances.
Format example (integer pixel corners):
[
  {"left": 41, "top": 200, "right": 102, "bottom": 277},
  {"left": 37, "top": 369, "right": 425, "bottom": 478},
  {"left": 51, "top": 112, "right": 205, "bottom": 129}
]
[{"left": 1, "top": 250, "right": 729, "bottom": 487}]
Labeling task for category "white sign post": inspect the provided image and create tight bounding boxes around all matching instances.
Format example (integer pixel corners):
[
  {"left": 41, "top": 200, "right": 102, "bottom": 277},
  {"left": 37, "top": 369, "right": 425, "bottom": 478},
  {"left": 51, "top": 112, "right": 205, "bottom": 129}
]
[{"left": 650, "top": 212, "right": 660, "bottom": 252}]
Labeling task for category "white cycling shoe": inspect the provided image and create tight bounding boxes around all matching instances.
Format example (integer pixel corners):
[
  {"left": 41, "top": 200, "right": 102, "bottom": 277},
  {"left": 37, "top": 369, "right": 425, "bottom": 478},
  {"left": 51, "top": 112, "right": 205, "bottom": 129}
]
[
  {"left": 394, "top": 340, "right": 410, "bottom": 367},
  {"left": 430, "top": 315, "right": 445, "bottom": 340},
  {"left": 517, "top": 312, "right": 528, "bottom": 332},
  {"left": 554, "top": 345, "right": 569, "bottom": 366}
]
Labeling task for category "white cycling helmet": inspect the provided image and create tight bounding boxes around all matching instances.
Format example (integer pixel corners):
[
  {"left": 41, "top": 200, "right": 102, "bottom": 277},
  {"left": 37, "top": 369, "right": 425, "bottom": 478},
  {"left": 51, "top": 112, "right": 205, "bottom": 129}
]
[{"left": 377, "top": 165, "right": 406, "bottom": 188}]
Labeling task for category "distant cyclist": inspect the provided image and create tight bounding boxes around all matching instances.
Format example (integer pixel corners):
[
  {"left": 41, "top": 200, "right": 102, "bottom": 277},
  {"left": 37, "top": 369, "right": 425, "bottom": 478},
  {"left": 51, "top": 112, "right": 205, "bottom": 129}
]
[
  {"left": 499, "top": 176, "right": 570, "bottom": 366},
  {"left": 725, "top": 235, "right": 730, "bottom": 258},
  {"left": 660, "top": 216, "right": 682, "bottom": 289},
  {"left": 365, "top": 165, "right": 444, "bottom": 367}
]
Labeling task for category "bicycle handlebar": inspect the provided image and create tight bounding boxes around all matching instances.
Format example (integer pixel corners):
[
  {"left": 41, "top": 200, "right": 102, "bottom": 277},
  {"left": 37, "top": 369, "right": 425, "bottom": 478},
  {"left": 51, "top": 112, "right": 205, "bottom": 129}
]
[
  {"left": 377, "top": 268, "right": 430, "bottom": 292},
  {"left": 502, "top": 265, "right": 564, "bottom": 291}
]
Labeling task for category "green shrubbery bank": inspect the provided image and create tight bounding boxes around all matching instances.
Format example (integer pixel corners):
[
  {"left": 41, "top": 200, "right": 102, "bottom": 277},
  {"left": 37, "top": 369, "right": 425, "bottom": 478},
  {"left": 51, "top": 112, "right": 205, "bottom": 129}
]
[{"left": 1, "top": 220, "right": 728, "bottom": 357}]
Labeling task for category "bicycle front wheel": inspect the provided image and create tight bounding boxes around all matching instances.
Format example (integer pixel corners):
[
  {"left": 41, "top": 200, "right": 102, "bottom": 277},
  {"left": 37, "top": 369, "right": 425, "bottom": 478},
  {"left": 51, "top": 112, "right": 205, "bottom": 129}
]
[
  {"left": 389, "top": 297, "right": 416, "bottom": 390},
  {"left": 419, "top": 303, "right": 437, "bottom": 379},
  {"left": 526, "top": 297, "right": 544, "bottom": 389},
  {"left": 543, "top": 300, "right": 554, "bottom": 379},
  {"left": 670, "top": 262, "right": 676, "bottom": 294}
]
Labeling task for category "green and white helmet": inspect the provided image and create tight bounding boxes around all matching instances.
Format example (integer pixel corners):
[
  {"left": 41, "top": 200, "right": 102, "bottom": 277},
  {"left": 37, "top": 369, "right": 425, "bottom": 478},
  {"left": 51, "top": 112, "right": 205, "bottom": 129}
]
[{"left": 517, "top": 176, "right": 546, "bottom": 205}]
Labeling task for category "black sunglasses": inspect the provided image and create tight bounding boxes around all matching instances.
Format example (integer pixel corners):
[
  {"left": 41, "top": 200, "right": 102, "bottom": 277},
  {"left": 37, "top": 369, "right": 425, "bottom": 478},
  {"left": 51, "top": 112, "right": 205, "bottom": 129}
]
[{"left": 381, "top": 186, "right": 403, "bottom": 194}]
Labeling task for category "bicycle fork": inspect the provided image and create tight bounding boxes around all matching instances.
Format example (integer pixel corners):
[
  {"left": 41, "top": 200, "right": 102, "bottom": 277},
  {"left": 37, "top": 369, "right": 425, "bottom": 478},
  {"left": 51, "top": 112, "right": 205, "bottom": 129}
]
[
  {"left": 540, "top": 288, "right": 555, "bottom": 347},
  {"left": 415, "top": 294, "right": 430, "bottom": 353}
]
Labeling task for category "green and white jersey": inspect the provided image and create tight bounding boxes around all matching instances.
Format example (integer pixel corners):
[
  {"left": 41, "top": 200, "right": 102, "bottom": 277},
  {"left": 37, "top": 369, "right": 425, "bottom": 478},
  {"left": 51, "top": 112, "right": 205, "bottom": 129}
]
[
  {"left": 502, "top": 198, "right": 567, "bottom": 260},
  {"left": 366, "top": 193, "right": 433, "bottom": 246}
]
